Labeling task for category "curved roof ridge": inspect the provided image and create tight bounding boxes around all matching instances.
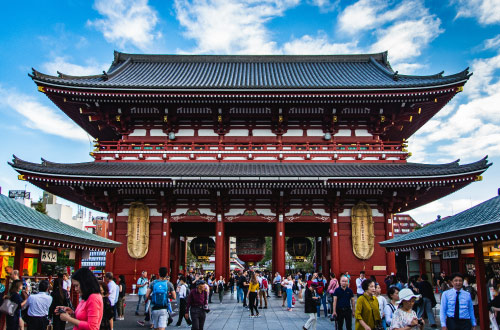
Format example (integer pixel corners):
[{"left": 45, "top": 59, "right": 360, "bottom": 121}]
[
  {"left": 30, "top": 68, "right": 105, "bottom": 81},
  {"left": 396, "top": 67, "right": 471, "bottom": 80},
  {"left": 112, "top": 51, "right": 390, "bottom": 64}
]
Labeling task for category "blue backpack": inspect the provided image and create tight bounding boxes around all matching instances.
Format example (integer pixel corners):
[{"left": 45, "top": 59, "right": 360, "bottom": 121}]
[{"left": 151, "top": 280, "right": 169, "bottom": 308}]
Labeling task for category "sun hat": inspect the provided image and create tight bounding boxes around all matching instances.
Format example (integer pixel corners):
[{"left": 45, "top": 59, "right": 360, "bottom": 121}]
[{"left": 396, "top": 288, "right": 421, "bottom": 304}]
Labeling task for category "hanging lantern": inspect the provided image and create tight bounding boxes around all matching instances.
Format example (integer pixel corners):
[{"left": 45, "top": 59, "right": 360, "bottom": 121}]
[
  {"left": 236, "top": 237, "right": 266, "bottom": 266},
  {"left": 287, "top": 237, "right": 312, "bottom": 261},
  {"left": 190, "top": 237, "right": 215, "bottom": 262}
]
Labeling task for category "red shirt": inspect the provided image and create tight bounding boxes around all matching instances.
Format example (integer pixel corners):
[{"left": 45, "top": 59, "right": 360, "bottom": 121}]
[{"left": 186, "top": 289, "right": 207, "bottom": 313}]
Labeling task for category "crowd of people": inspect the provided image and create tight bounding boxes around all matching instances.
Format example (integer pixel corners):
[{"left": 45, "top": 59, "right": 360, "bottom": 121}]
[{"left": 1, "top": 265, "right": 494, "bottom": 330}]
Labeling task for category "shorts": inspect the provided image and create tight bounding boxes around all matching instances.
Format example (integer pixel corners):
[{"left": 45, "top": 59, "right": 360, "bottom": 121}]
[{"left": 151, "top": 308, "right": 168, "bottom": 328}]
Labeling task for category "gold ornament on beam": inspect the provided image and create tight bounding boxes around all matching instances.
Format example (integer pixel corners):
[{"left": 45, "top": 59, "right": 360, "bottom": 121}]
[
  {"left": 351, "top": 201, "right": 375, "bottom": 260},
  {"left": 127, "top": 202, "right": 150, "bottom": 259}
]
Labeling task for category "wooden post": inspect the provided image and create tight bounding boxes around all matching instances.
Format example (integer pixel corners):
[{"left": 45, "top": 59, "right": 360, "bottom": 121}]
[
  {"left": 161, "top": 213, "right": 171, "bottom": 273},
  {"left": 321, "top": 236, "right": 328, "bottom": 275},
  {"left": 13, "top": 241, "right": 25, "bottom": 273},
  {"left": 330, "top": 213, "right": 340, "bottom": 277},
  {"left": 275, "top": 220, "right": 285, "bottom": 276},
  {"left": 474, "top": 241, "right": 489, "bottom": 329},
  {"left": 215, "top": 219, "right": 225, "bottom": 279},
  {"left": 71, "top": 250, "right": 83, "bottom": 310},
  {"left": 385, "top": 212, "right": 397, "bottom": 275}
]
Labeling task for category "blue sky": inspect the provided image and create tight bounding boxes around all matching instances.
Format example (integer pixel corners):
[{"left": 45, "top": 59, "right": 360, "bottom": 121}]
[{"left": 1, "top": 0, "right": 500, "bottom": 223}]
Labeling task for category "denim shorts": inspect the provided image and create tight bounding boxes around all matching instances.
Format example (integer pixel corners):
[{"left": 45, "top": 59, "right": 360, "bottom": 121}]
[{"left": 151, "top": 308, "right": 168, "bottom": 328}]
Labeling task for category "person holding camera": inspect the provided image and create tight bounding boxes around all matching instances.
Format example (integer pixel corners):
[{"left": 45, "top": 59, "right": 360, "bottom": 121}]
[
  {"left": 55, "top": 267, "right": 103, "bottom": 330},
  {"left": 389, "top": 288, "right": 424, "bottom": 330},
  {"left": 186, "top": 280, "right": 209, "bottom": 330}
]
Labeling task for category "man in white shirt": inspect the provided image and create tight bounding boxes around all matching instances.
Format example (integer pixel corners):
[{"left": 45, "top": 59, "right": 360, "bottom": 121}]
[
  {"left": 105, "top": 272, "right": 120, "bottom": 329},
  {"left": 175, "top": 276, "right": 192, "bottom": 327},
  {"left": 355, "top": 271, "right": 366, "bottom": 298},
  {"left": 26, "top": 280, "right": 52, "bottom": 330}
]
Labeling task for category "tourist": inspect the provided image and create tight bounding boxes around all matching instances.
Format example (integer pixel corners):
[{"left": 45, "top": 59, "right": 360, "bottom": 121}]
[
  {"left": 56, "top": 267, "right": 104, "bottom": 329},
  {"left": 274, "top": 272, "right": 282, "bottom": 298},
  {"left": 175, "top": 276, "right": 192, "bottom": 327},
  {"left": 259, "top": 273, "right": 268, "bottom": 309},
  {"left": 207, "top": 275, "right": 214, "bottom": 304},
  {"left": 49, "top": 277, "right": 70, "bottom": 330},
  {"left": 186, "top": 280, "right": 209, "bottom": 330},
  {"left": 303, "top": 283, "right": 320, "bottom": 330},
  {"left": 104, "top": 272, "right": 119, "bottom": 328},
  {"left": 5, "top": 280, "right": 25, "bottom": 330},
  {"left": 314, "top": 273, "right": 327, "bottom": 317},
  {"left": 137, "top": 274, "right": 156, "bottom": 327},
  {"left": 247, "top": 273, "right": 260, "bottom": 318},
  {"left": 417, "top": 274, "right": 437, "bottom": 328},
  {"left": 165, "top": 276, "right": 176, "bottom": 320},
  {"left": 354, "top": 278, "right": 381, "bottom": 330},
  {"left": 375, "top": 282, "right": 387, "bottom": 329},
  {"left": 332, "top": 274, "right": 355, "bottom": 330},
  {"left": 216, "top": 276, "right": 225, "bottom": 304},
  {"left": 440, "top": 273, "right": 476, "bottom": 330},
  {"left": 228, "top": 274, "right": 235, "bottom": 296},
  {"left": 136, "top": 271, "right": 149, "bottom": 316},
  {"left": 240, "top": 271, "right": 249, "bottom": 308},
  {"left": 356, "top": 271, "right": 366, "bottom": 298},
  {"left": 117, "top": 275, "right": 126, "bottom": 321},
  {"left": 390, "top": 288, "right": 424, "bottom": 330},
  {"left": 345, "top": 271, "right": 351, "bottom": 286},
  {"left": 24, "top": 279, "right": 51, "bottom": 330},
  {"left": 98, "top": 281, "right": 114, "bottom": 330},
  {"left": 283, "top": 275, "right": 294, "bottom": 311},
  {"left": 384, "top": 286, "right": 399, "bottom": 329},
  {"left": 327, "top": 273, "right": 339, "bottom": 317},
  {"left": 62, "top": 273, "right": 71, "bottom": 296},
  {"left": 145, "top": 267, "right": 174, "bottom": 330},
  {"left": 437, "top": 272, "right": 446, "bottom": 294}
]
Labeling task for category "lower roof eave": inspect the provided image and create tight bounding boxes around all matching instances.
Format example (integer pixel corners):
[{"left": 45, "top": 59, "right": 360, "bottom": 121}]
[
  {"left": 0, "top": 223, "right": 121, "bottom": 250},
  {"left": 380, "top": 223, "right": 500, "bottom": 251}
]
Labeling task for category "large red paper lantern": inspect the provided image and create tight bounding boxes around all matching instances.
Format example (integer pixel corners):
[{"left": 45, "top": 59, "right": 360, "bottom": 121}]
[{"left": 236, "top": 237, "right": 266, "bottom": 265}]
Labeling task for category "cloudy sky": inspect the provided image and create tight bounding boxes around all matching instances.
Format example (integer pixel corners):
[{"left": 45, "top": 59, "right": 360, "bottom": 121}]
[{"left": 1, "top": 0, "right": 499, "bottom": 223}]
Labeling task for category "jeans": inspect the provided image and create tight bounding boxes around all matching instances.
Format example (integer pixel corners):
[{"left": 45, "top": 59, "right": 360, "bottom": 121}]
[
  {"left": 249, "top": 292, "right": 259, "bottom": 316},
  {"left": 336, "top": 307, "right": 352, "bottom": 330},
  {"left": 136, "top": 294, "right": 146, "bottom": 312},
  {"left": 237, "top": 287, "right": 244, "bottom": 303},
  {"left": 190, "top": 307, "right": 207, "bottom": 330},
  {"left": 417, "top": 297, "right": 436, "bottom": 325},
  {"left": 317, "top": 293, "right": 327, "bottom": 317},
  {"left": 230, "top": 284, "right": 234, "bottom": 295},
  {"left": 242, "top": 288, "right": 248, "bottom": 306},
  {"left": 219, "top": 289, "right": 224, "bottom": 303},
  {"left": 286, "top": 288, "right": 293, "bottom": 308},
  {"left": 304, "top": 313, "right": 317, "bottom": 330}
]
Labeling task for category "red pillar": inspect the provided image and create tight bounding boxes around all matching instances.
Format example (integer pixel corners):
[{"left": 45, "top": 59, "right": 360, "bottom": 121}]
[
  {"left": 215, "top": 219, "right": 225, "bottom": 278},
  {"left": 272, "top": 236, "right": 276, "bottom": 276},
  {"left": 330, "top": 214, "right": 340, "bottom": 277},
  {"left": 474, "top": 242, "right": 489, "bottom": 329},
  {"left": 14, "top": 241, "right": 25, "bottom": 273},
  {"left": 160, "top": 213, "right": 171, "bottom": 273},
  {"left": 172, "top": 235, "right": 180, "bottom": 283},
  {"left": 385, "top": 212, "right": 396, "bottom": 275},
  {"left": 275, "top": 220, "right": 285, "bottom": 276},
  {"left": 224, "top": 235, "right": 230, "bottom": 279},
  {"left": 321, "top": 237, "right": 328, "bottom": 275},
  {"left": 105, "top": 212, "right": 117, "bottom": 273}
]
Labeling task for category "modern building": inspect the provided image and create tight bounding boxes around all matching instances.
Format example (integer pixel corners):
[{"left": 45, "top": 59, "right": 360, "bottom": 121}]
[
  {"left": 11, "top": 51, "right": 490, "bottom": 288},
  {"left": 393, "top": 214, "right": 420, "bottom": 236}
]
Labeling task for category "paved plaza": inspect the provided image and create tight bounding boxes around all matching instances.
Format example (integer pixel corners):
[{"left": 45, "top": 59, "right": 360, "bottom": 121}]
[{"left": 113, "top": 291, "right": 441, "bottom": 330}]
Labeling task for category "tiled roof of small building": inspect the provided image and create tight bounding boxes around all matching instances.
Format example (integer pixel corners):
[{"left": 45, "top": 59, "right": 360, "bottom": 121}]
[
  {"left": 380, "top": 194, "right": 500, "bottom": 249},
  {"left": 10, "top": 157, "right": 490, "bottom": 179},
  {"left": 30, "top": 51, "right": 470, "bottom": 90},
  {"left": 0, "top": 194, "right": 120, "bottom": 249}
]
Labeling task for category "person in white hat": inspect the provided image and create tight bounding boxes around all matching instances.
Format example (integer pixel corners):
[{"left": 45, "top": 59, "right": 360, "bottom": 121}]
[{"left": 389, "top": 288, "right": 424, "bottom": 330}]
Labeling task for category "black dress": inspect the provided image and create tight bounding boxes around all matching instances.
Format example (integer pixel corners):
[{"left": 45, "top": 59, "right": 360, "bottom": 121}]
[
  {"left": 49, "top": 289, "right": 69, "bottom": 330},
  {"left": 100, "top": 296, "right": 114, "bottom": 330},
  {"left": 304, "top": 288, "right": 317, "bottom": 314}
]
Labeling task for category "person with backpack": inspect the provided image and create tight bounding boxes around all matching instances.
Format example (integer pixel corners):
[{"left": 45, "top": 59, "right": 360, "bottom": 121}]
[
  {"left": 314, "top": 273, "right": 327, "bottom": 317},
  {"left": 145, "top": 267, "right": 175, "bottom": 330},
  {"left": 216, "top": 276, "right": 225, "bottom": 304},
  {"left": 175, "top": 276, "right": 192, "bottom": 327},
  {"left": 259, "top": 274, "right": 268, "bottom": 309},
  {"left": 186, "top": 280, "right": 209, "bottom": 330}
]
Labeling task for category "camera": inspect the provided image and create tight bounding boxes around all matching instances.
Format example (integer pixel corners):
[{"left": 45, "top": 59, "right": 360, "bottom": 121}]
[
  {"left": 57, "top": 307, "right": 66, "bottom": 314},
  {"left": 417, "top": 319, "right": 423, "bottom": 325}
]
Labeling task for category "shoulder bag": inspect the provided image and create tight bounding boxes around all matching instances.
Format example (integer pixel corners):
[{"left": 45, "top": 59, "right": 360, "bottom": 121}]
[{"left": 0, "top": 297, "right": 18, "bottom": 316}]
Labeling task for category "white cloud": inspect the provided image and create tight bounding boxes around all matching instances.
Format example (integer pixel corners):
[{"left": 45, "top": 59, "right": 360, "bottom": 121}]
[
  {"left": 0, "top": 88, "right": 88, "bottom": 142},
  {"left": 42, "top": 56, "right": 108, "bottom": 76},
  {"left": 308, "top": 0, "right": 338, "bottom": 12},
  {"left": 407, "top": 198, "right": 483, "bottom": 224},
  {"left": 87, "top": 0, "right": 161, "bottom": 51},
  {"left": 282, "top": 33, "right": 358, "bottom": 54},
  {"left": 174, "top": 0, "right": 299, "bottom": 54},
  {"left": 453, "top": 0, "right": 500, "bottom": 25},
  {"left": 484, "top": 34, "right": 500, "bottom": 50}
]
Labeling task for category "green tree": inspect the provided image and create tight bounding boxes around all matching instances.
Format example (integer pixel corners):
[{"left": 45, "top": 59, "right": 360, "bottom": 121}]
[{"left": 34, "top": 198, "right": 47, "bottom": 214}]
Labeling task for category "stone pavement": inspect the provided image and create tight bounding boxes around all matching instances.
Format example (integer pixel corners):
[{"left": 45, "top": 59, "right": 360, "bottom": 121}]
[{"left": 113, "top": 291, "right": 441, "bottom": 329}]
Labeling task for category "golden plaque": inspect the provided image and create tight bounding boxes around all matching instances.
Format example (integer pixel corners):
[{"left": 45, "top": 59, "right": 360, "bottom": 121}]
[
  {"left": 351, "top": 201, "right": 375, "bottom": 260},
  {"left": 127, "top": 202, "right": 150, "bottom": 259}
]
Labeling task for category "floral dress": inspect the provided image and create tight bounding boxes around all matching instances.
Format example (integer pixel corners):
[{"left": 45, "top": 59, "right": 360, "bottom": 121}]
[{"left": 389, "top": 308, "right": 419, "bottom": 330}]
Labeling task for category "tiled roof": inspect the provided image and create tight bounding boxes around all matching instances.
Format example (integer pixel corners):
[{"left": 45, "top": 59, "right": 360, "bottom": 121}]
[
  {"left": 0, "top": 194, "right": 120, "bottom": 249},
  {"left": 380, "top": 194, "right": 500, "bottom": 249},
  {"left": 30, "top": 51, "right": 470, "bottom": 91},
  {"left": 10, "top": 156, "right": 490, "bottom": 180}
]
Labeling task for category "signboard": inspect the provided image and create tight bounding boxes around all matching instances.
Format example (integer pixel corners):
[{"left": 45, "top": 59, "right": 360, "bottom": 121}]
[
  {"left": 442, "top": 249, "right": 459, "bottom": 259},
  {"left": 8, "top": 190, "right": 30, "bottom": 199},
  {"left": 40, "top": 249, "right": 58, "bottom": 263}
]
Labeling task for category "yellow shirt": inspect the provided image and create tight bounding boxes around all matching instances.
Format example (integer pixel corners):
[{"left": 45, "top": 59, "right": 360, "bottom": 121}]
[
  {"left": 354, "top": 293, "right": 381, "bottom": 330},
  {"left": 248, "top": 282, "right": 260, "bottom": 293}
]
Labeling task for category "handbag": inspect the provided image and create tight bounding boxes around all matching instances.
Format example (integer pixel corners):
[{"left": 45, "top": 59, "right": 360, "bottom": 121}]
[{"left": 0, "top": 298, "right": 18, "bottom": 316}]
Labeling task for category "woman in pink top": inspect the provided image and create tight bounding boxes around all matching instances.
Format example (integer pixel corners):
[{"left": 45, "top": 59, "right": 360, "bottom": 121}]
[{"left": 55, "top": 268, "right": 103, "bottom": 330}]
